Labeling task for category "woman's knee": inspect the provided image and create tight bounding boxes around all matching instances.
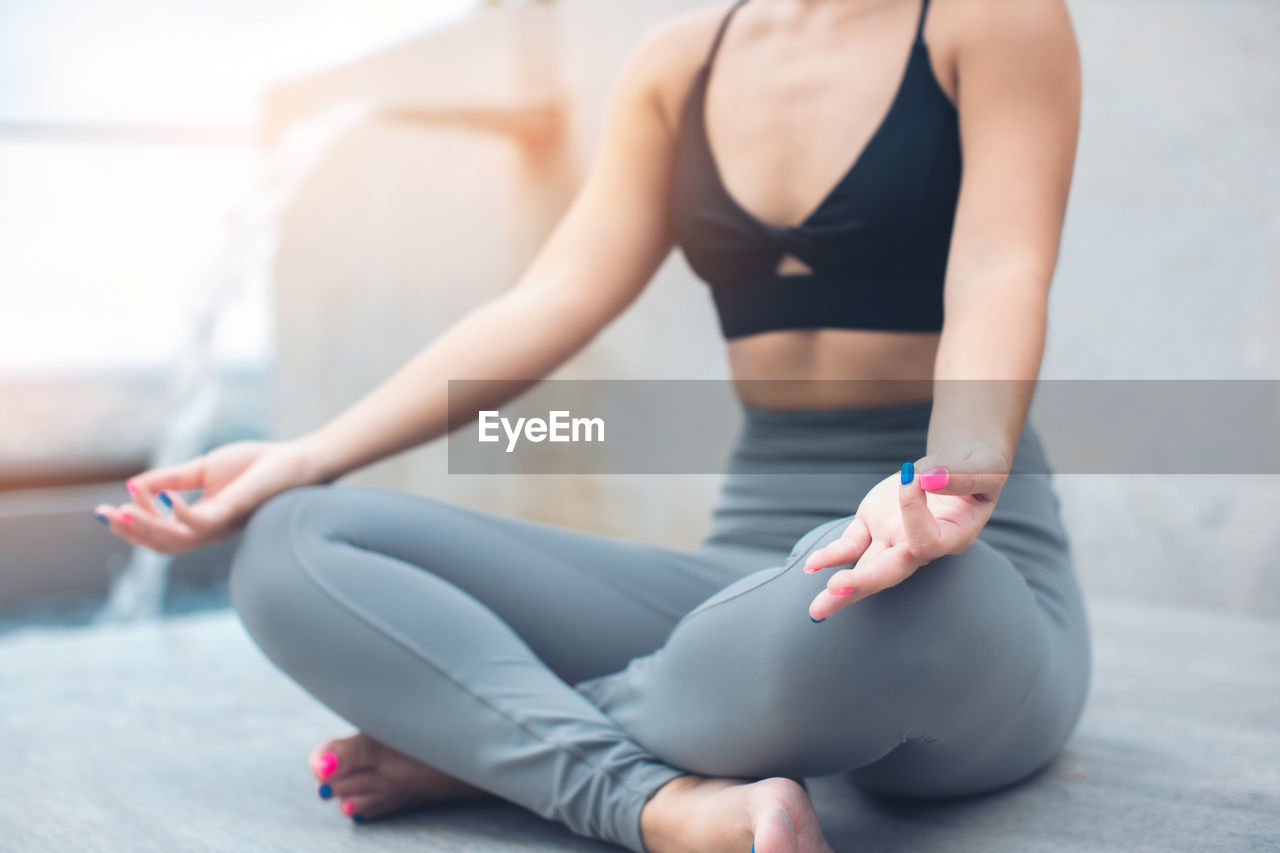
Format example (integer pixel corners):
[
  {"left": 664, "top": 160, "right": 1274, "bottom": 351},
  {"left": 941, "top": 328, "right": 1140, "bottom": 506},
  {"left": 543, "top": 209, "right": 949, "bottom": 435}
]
[
  {"left": 580, "top": 532, "right": 1047, "bottom": 778},
  {"left": 743, "top": 539, "right": 1045, "bottom": 726},
  {"left": 751, "top": 543, "right": 1046, "bottom": 772},
  {"left": 821, "top": 541, "right": 1048, "bottom": 731}
]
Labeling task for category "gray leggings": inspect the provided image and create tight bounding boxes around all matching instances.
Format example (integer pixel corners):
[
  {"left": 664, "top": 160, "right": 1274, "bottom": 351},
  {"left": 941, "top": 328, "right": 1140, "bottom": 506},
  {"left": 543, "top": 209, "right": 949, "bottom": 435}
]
[{"left": 229, "top": 400, "right": 1091, "bottom": 852}]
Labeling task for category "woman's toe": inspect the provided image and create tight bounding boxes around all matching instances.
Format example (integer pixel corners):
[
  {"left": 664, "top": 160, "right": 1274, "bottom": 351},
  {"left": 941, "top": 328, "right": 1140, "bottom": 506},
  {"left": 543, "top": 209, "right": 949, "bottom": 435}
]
[
  {"left": 327, "top": 769, "right": 380, "bottom": 802},
  {"left": 310, "top": 733, "right": 378, "bottom": 782},
  {"left": 339, "top": 794, "right": 381, "bottom": 823}
]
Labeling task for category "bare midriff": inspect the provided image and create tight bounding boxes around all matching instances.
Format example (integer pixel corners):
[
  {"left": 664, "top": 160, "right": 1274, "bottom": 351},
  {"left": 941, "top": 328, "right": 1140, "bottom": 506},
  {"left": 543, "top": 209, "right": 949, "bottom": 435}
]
[{"left": 727, "top": 327, "right": 939, "bottom": 409}]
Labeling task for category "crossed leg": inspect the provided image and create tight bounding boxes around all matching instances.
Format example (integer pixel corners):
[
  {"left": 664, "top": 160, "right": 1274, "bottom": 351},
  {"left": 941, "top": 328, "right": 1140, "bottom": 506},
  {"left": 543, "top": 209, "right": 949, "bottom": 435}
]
[{"left": 230, "top": 482, "right": 1083, "bottom": 851}]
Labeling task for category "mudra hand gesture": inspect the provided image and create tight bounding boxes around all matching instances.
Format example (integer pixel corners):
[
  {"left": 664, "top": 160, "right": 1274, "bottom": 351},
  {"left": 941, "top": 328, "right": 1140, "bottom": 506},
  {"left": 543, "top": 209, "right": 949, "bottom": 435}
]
[{"left": 804, "top": 440, "right": 1012, "bottom": 622}]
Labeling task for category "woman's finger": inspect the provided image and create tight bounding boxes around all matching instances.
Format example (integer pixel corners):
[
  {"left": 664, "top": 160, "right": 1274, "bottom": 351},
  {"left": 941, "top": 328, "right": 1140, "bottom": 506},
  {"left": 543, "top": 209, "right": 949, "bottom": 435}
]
[
  {"left": 94, "top": 504, "right": 150, "bottom": 549},
  {"left": 130, "top": 457, "right": 208, "bottom": 494},
  {"left": 933, "top": 515, "right": 983, "bottom": 557},
  {"left": 121, "top": 510, "right": 192, "bottom": 553},
  {"left": 802, "top": 515, "right": 871, "bottom": 573},
  {"left": 163, "top": 490, "right": 203, "bottom": 531},
  {"left": 96, "top": 502, "right": 194, "bottom": 554},
  {"left": 898, "top": 462, "right": 942, "bottom": 559},
  {"left": 180, "top": 488, "right": 249, "bottom": 533},
  {"left": 165, "top": 491, "right": 234, "bottom": 544},
  {"left": 126, "top": 458, "right": 211, "bottom": 520},
  {"left": 825, "top": 545, "right": 914, "bottom": 601},
  {"left": 806, "top": 540, "right": 886, "bottom": 619},
  {"left": 918, "top": 465, "right": 1004, "bottom": 499},
  {"left": 811, "top": 545, "right": 918, "bottom": 620},
  {"left": 915, "top": 443, "right": 1009, "bottom": 500},
  {"left": 124, "top": 477, "right": 164, "bottom": 519}
]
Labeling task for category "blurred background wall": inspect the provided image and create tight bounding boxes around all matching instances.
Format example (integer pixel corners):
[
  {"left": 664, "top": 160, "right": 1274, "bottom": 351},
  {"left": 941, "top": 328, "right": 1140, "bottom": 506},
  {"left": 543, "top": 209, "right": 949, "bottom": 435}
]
[{"left": 2, "top": 0, "right": 1276, "bottom": 625}]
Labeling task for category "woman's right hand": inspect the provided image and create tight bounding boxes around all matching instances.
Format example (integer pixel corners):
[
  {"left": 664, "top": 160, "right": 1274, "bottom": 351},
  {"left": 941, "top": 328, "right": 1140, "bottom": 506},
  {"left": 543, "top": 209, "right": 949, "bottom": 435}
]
[{"left": 93, "top": 439, "right": 324, "bottom": 554}]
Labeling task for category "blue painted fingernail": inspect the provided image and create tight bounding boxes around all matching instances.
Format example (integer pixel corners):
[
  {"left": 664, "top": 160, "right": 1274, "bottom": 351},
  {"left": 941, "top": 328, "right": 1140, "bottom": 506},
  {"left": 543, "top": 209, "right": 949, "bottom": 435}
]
[
  {"left": 158, "top": 491, "right": 173, "bottom": 508},
  {"left": 900, "top": 461, "right": 914, "bottom": 485},
  {"left": 810, "top": 615, "right": 825, "bottom": 623},
  {"left": 318, "top": 784, "right": 332, "bottom": 799},
  {"left": 352, "top": 813, "right": 364, "bottom": 824},
  {"left": 94, "top": 513, "right": 108, "bottom": 526}
]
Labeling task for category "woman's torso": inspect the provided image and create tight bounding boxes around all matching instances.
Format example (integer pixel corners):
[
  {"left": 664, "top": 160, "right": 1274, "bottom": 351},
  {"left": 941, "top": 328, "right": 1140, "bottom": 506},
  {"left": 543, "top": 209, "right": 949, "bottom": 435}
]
[{"left": 656, "top": 0, "right": 963, "bottom": 410}]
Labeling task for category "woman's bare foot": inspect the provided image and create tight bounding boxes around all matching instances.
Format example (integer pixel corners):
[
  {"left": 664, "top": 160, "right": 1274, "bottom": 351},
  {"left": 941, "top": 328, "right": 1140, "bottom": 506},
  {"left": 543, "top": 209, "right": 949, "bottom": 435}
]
[
  {"left": 310, "top": 732, "right": 494, "bottom": 822},
  {"left": 640, "top": 775, "right": 832, "bottom": 853}
]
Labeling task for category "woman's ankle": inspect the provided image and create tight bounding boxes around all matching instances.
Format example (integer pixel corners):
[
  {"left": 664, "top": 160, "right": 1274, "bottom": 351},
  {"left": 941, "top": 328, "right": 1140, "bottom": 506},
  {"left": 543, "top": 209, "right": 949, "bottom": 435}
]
[{"left": 640, "top": 774, "right": 703, "bottom": 850}]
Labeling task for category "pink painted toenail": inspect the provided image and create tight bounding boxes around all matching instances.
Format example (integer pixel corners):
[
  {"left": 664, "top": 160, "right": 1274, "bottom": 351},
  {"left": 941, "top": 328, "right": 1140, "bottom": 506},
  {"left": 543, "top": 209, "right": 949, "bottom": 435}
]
[
  {"left": 314, "top": 752, "right": 338, "bottom": 778},
  {"left": 341, "top": 801, "right": 355, "bottom": 816}
]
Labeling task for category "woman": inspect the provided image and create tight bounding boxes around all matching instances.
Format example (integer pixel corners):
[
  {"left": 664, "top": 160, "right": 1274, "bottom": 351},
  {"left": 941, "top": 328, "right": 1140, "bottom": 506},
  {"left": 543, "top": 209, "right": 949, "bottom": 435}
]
[{"left": 94, "top": 0, "right": 1088, "bottom": 850}]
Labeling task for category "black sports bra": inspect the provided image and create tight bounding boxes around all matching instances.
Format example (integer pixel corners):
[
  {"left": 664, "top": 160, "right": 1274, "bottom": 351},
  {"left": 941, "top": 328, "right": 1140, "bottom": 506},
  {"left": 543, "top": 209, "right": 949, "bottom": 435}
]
[{"left": 670, "top": 0, "right": 962, "bottom": 340}]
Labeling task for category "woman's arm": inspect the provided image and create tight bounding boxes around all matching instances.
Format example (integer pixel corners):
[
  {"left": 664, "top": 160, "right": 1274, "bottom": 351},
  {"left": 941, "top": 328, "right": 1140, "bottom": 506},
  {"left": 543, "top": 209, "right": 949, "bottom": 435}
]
[
  {"left": 926, "top": 0, "right": 1080, "bottom": 472},
  {"left": 104, "top": 27, "right": 692, "bottom": 549},
  {"left": 293, "top": 32, "right": 682, "bottom": 484},
  {"left": 802, "top": 0, "right": 1081, "bottom": 620}
]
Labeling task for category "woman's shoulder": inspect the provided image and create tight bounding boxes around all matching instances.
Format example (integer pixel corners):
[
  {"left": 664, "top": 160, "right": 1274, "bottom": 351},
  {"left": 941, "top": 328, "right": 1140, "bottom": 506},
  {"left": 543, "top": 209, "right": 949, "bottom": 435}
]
[
  {"left": 631, "top": 3, "right": 737, "bottom": 69},
  {"left": 931, "top": 0, "right": 1076, "bottom": 54},
  {"left": 622, "top": 4, "right": 740, "bottom": 133},
  {"left": 925, "top": 0, "right": 1077, "bottom": 101}
]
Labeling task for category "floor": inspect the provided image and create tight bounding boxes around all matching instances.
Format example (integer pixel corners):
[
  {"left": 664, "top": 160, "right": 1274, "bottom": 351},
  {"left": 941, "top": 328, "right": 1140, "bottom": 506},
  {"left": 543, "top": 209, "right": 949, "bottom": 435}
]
[{"left": 3, "top": 596, "right": 1277, "bottom": 852}]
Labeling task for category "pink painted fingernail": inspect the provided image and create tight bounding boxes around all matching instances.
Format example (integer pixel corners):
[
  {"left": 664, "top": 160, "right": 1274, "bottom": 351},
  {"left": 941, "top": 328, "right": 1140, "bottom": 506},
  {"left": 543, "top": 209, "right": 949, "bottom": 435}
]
[
  {"left": 920, "top": 467, "right": 949, "bottom": 491},
  {"left": 120, "top": 510, "right": 135, "bottom": 526},
  {"left": 341, "top": 801, "right": 355, "bottom": 816},
  {"left": 126, "top": 479, "right": 137, "bottom": 494},
  {"left": 833, "top": 587, "right": 855, "bottom": 596},
  {"left": 803, "top": 564, "right": 820, "bottom": 574},
  {"left": 314, "top": 752, "right": 338, "bottom": 778}
]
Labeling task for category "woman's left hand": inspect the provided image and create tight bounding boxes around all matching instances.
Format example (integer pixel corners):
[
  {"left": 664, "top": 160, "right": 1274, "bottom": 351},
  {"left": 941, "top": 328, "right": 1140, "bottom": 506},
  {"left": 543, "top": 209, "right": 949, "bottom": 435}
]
[{"left": 804, "top": 441, "right": 1011, "bottom": 622}]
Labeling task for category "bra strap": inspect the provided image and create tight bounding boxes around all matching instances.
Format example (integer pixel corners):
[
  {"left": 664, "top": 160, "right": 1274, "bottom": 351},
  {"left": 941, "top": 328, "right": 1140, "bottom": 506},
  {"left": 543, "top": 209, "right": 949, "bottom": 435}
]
[
  {"left": 704, "top": 0, "right": 752, "bottom": 70},
  {"left": 915, "top": 0, "right": 933, "bottom": 45}
]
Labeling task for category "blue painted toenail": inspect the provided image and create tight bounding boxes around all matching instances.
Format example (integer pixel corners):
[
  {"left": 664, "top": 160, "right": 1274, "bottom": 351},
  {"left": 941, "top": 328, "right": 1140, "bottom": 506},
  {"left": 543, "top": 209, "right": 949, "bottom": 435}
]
[{"left": 318, "top": 784, "right": 332, "bottom": 799}]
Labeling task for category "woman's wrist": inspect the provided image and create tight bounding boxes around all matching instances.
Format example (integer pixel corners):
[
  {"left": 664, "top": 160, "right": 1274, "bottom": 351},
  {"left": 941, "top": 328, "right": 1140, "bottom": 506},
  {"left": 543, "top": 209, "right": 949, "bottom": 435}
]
[{"left": 289, "top": 429, "right": 347, "bottom": 486}]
